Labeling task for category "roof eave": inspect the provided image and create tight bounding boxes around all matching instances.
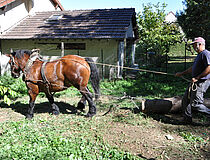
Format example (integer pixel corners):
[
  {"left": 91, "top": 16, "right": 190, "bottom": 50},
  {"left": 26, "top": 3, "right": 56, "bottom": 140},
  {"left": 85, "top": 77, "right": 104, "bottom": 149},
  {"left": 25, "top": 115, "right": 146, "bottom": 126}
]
[{"left": 51, "top": 0, "right": 64, "bottom": 11}]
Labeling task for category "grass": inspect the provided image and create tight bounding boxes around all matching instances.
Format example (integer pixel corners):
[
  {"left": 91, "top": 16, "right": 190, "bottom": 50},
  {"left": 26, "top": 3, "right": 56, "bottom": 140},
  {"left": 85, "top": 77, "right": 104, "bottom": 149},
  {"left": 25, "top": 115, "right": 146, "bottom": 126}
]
[{"left": 0, "top": 116, "right": 138, "bottom": 160}]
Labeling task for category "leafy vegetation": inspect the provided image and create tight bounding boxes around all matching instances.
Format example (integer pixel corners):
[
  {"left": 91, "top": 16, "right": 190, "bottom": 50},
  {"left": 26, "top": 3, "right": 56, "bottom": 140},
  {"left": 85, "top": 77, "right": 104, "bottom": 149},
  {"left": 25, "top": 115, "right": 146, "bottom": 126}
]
[
  {"left": 0, "top": 85, "right": 18, "bottom": 106},
  {"left": 177, "top": 0, "right": 210, "bottom": 49},
  {"left": 0, "top": 75, "right": 27, "bottom": 105},
  {"left": 136, "top": 3, "right": 183, "bottom": 57},
  {"left": 0, "top": 118, "right": 137, "bottom": 159}
]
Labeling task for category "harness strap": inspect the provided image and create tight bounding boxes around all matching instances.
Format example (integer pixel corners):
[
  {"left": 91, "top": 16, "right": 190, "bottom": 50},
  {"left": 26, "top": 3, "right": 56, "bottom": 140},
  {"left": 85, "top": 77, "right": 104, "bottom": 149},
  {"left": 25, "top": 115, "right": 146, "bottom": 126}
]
[
  {"left": 41, "top": 61, "right": 52, "bottom": 96},
  {"left": 24, "top": 51, "right": 42, "bottom": 75}
]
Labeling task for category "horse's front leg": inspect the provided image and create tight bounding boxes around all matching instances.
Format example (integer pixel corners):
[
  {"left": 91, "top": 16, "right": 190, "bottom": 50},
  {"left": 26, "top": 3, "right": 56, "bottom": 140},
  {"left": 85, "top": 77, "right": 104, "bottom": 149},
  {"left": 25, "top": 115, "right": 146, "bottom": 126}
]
[
  {"left": 26, "top": 90, "right": 38, "bottom": 120},
  {"left": 45, "top": 93, "right": 60, "bottom": 115}
]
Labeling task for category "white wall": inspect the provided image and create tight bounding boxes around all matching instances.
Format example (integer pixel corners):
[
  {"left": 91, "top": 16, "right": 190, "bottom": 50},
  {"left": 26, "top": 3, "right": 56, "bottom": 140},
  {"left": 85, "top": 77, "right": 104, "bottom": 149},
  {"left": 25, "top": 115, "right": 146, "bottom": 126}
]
[
  {"left": 29, "top": 0, "right": 58, "bottom": 14},
  {"left": 0, "top": 0, "right": 28, "bottom": 33},
  {"left": 0, "top": 0, "right": 60, "bottom": 33}
]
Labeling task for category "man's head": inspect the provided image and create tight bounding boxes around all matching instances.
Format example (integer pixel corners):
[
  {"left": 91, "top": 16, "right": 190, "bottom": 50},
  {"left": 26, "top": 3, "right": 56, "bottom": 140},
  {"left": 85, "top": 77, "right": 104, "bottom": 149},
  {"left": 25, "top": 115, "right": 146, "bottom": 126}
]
[{"left": 190, "top": 37, "right": 205, "bottom": 53}]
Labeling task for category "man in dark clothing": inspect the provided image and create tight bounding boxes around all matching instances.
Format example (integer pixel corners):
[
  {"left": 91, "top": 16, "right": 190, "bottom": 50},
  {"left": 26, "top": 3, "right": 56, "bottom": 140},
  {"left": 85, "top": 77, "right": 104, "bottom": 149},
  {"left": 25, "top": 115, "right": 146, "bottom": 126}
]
[{"left": 175, "top": 37, "right": 210, "bottom": 124}]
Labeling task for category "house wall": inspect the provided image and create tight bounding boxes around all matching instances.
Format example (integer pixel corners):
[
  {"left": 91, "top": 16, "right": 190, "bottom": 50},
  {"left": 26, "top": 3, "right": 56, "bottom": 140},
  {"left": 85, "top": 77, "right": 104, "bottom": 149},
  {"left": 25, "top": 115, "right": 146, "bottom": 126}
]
[
  {"left": 0, "top": 0, "right": 60, "bottom": 33},
  {"left": 0, "top": 0, "right": 28, "bottom": 33},
  {"left": 1, "top": 39, "right": 120, "bottom": 77}
]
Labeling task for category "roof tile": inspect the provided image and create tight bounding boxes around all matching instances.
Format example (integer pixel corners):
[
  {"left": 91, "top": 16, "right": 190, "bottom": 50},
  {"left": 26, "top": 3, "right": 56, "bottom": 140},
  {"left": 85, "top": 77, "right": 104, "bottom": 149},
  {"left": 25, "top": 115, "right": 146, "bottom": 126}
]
[{"left": 1, "top": 8, "right": 137, "bottom": 39}]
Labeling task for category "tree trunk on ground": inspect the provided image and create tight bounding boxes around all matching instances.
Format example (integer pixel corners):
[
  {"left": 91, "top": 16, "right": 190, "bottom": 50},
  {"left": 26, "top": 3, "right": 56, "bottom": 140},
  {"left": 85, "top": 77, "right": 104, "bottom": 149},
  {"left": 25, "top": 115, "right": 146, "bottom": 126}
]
[{"left": 141, "top": 96, "right": 210, "bottom": 114}]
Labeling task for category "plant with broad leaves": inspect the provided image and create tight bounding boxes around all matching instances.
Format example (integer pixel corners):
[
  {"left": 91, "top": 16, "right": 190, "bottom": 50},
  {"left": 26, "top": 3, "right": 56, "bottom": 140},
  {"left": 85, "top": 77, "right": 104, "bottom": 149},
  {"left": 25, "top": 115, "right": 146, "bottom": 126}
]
[{"left": 0, "top": 85, "right": 18, "bottom": 106}]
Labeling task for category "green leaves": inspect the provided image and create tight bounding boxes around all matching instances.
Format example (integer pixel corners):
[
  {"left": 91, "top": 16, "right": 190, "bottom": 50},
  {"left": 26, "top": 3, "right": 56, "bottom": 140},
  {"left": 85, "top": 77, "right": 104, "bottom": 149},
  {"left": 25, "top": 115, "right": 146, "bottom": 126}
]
[
  {"left": 177, "top": 0, "right": 210, "bottom": 49},
  {"left": 0, "top": 75, "right": 27, "bottom": 106},
  {"left": 137, "top": 3, "right": 183, "bottom": 55},
  {"left": 0, "top": 85, "right": 18, "bottom": 106},
  {"left": 0, "top": 120, "right": 138, "bottom": 159}
]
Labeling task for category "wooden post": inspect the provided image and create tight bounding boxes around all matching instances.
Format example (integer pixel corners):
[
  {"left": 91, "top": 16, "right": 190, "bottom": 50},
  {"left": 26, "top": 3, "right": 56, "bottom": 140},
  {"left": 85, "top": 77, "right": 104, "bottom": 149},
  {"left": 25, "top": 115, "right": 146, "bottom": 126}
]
[
  {"left": 61, "top": 42, "right": 64, "bottom": 57},
  {"left": 184, "top": 43, "right": 187, "bottom": 70},
  {"left": 101, "top": 49, "right": 104, "bottom": 80},
  {"left": 123, "top": 38, "right": 126, "bottom": 77},
  {"left": 131, "top": 42, "right": 136, "bottom": 66},
  {"left": 117, "top": 41, "right": 124, "bottom": 78}
]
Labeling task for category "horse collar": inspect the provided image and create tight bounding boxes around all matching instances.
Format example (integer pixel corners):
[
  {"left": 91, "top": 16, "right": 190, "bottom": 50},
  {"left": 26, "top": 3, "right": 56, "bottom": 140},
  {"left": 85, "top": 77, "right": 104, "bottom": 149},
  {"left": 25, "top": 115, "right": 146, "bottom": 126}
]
[{"left": 23, "top": 51, "right": 42, "bottom": 75}]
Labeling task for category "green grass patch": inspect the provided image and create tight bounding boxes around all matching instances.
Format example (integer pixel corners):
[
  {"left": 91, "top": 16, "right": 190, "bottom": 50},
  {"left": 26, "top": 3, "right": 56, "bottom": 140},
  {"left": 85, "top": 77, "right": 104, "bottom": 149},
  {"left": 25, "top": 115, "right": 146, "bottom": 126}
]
[{"left": 0, "top": 118, "right": 139, "bottom": 159}]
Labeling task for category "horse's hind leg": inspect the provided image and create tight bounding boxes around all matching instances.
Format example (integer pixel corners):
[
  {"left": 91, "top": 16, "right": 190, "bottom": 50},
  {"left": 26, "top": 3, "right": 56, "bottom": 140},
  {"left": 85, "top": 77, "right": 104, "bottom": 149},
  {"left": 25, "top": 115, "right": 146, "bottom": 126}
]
[
  {"left": 46, "top": 93, "right": 60, "bottom": 115},
  {"left": 77, "top": 95, "right": 86, "bottom": 111},
  {"left": 80, "top": 87, "right": 96, "bottom": 117}
]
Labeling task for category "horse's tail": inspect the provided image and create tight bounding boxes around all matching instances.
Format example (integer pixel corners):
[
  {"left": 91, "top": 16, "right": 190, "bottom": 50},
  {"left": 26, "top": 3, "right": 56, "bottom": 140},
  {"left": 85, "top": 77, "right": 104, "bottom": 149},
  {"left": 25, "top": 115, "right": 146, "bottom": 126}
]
[{"left": 85, "top": 57, "right": 100, "bottom": 99}]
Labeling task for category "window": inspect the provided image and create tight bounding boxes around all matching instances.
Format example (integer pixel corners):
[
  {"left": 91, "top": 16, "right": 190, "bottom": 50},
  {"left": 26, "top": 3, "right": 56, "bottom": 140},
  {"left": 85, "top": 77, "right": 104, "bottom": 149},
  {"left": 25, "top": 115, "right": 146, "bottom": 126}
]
[
  {"left": 47, "top": 14, "right": 63, "bottom": 21},
  {"left": 57, "top": 43, "right": 86, "bottom": 50}
]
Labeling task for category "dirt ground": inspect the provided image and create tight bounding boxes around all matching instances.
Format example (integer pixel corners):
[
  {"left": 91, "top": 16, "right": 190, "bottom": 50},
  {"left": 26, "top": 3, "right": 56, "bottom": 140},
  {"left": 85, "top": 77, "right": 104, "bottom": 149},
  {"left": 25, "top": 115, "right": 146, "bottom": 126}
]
[{"left": 0, "top": 96, "right": 209, "bottom": 160}]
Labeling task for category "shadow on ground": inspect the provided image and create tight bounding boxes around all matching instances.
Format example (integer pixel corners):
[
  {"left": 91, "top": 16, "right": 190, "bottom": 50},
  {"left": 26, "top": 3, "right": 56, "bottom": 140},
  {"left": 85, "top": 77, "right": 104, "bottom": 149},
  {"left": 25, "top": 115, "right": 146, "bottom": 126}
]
[
  {"left": 1, "top": 101, "right": 78, "bottom": 117},
  {"left": 132, "top": 107, "right": 210, "bottom": 126}
]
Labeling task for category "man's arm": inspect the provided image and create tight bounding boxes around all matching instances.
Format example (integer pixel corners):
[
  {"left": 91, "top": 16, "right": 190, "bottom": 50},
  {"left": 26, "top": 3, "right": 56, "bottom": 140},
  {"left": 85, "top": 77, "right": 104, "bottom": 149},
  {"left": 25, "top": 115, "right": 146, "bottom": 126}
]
[
  {"left": 192, "top": 65, "right": 210, "bottom": 82},
  {"left": 175, "top": 66, "right": 192, "bottom": 77}
]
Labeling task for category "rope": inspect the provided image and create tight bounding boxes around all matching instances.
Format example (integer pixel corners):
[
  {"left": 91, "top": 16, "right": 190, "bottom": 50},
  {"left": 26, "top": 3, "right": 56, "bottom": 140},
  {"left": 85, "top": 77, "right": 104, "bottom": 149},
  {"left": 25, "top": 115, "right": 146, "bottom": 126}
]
[
  {"left": 188, "top": 82, "right": 198, "bottom": 99},
  {"left": 88, "top": 61, "right": 175, "bottom": 76},
  {"left": 22, "top": 56, "right": 193, "bottom": 107}
]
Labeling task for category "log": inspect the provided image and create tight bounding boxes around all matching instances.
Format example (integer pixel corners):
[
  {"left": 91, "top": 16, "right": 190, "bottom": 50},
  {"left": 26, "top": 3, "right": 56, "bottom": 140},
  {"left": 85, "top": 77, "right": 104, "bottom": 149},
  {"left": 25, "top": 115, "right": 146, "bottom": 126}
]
[{"left": 141, "top": 96, "right": 210, "bottom": 114}]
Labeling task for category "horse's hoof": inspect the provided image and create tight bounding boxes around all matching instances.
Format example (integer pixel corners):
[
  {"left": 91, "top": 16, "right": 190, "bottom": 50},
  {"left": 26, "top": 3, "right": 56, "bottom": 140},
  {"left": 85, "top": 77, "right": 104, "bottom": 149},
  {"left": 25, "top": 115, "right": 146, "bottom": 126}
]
[
  {"left": 77, "top": 108, "right": 85, "bottom": 113},
  {"left": 26, "top": 114, "right": 33, "bottom": 120},
  {"left": 77, "top": 102, "right": 85, "bottom": 111},
  {"left": 85, "top": 112, "right": 96, "bottom": 117}
]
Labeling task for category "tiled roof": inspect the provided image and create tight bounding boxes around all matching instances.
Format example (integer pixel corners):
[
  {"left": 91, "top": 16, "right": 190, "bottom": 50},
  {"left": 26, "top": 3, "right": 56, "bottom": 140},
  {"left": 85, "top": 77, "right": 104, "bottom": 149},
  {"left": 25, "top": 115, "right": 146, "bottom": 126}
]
[{"left": 0, "top": 8, "right": 138, "bottom": 39}]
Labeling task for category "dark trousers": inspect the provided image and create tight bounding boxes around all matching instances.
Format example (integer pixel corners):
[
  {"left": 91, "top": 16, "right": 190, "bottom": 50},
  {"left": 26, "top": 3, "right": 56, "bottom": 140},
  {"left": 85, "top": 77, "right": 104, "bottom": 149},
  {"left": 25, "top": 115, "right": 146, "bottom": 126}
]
[{"left": 182, "top": 79, "right": 210, "bottom": 119}]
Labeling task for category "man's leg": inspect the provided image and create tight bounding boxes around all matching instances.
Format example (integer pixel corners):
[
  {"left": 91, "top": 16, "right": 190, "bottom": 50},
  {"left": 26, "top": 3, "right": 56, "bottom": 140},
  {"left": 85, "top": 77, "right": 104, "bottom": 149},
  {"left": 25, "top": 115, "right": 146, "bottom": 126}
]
[
  {"left": 191, "top": 79, "right": 210, "bottom": 115},
  {"left": 182, "top": 84, "right": 193, "bottom": 122}
]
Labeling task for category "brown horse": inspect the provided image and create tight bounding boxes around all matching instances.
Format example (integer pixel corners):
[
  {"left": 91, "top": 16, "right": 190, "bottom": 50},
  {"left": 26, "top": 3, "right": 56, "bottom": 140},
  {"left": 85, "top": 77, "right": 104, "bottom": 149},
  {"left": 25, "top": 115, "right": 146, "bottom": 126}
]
[{"left": 6, "top": 49, "right": 100, "bottom": 119}]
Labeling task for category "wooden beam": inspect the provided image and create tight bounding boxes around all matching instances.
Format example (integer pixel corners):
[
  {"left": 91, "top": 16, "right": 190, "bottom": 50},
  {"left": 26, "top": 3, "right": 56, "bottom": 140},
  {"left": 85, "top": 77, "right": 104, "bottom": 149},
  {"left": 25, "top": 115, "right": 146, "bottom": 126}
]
[{"left": 61, "top": 42, "right": 64, "bottom": 57}]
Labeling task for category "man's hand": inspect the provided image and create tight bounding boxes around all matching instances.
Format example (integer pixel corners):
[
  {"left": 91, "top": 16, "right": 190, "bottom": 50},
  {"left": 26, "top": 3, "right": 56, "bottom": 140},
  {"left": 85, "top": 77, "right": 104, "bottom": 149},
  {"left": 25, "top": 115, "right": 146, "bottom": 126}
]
[
  {"left": 192, "top": 77, "right": 198, "bottom": 83},
  {"left": 175, "top": 72, "right": 182, "bottom": 77}
]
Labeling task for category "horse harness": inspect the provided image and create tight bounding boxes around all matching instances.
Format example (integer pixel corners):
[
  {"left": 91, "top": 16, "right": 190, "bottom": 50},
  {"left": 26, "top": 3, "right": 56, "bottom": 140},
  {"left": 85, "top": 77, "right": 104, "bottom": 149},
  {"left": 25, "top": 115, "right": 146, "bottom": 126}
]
[
  {"left": 41, "top": 61, "right": 52, "bottom": 96},
  {"left": 21, "top": 50, "right": 52, "bottom": 96},
  {"left": 23, "top": 51, "right": 90, "bottom": 96}
]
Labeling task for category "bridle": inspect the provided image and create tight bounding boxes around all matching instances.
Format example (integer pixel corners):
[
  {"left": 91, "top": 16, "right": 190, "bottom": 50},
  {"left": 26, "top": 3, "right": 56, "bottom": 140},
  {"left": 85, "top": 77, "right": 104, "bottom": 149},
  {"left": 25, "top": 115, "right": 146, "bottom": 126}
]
[
  {"left": 10, "top": 55, "right": 19, "bottom": 69},
  {"left": 9, "top": 49, "right": 42, "bottom": 77}
]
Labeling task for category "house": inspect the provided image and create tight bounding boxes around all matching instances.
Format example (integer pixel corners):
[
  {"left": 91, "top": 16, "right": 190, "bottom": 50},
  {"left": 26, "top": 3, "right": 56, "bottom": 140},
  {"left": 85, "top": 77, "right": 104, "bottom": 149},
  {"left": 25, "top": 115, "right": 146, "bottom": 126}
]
[
  {"left": 165, "top": 11, "right": 177, "bottom": 23},
  {"left": 165, "top": 11, "right": 183, "bottom": 34},
  {"left": 0, "top": 0, "right": 64, "bottom": 33},
  {"left": 0, "top": 8, "right": 138, "bottom": 78},
  {"left": 0, "top": 0, "right": 64, "bottom": 75}
]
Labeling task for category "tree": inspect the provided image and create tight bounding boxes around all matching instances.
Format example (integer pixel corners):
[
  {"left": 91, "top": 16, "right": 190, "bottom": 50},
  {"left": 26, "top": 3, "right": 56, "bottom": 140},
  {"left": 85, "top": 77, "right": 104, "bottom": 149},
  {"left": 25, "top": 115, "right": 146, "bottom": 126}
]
[
  {"left": 177, "top": 0, "right": 210, "bottom": 49},
  {"left": 136, "top": 3, "right": 183, "bottom": 58}
]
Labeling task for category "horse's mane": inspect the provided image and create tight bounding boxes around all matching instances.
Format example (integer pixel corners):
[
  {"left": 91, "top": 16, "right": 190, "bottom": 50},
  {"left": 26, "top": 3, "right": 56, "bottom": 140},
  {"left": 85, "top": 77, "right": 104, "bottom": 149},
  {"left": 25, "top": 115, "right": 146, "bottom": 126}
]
[{"left": 12, "top": 50, "right": 32, "bottom": 59}]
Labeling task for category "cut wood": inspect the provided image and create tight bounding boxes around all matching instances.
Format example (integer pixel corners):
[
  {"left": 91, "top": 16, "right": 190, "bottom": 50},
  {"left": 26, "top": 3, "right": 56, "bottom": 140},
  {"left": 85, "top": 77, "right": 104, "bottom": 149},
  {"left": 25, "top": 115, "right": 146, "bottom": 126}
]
[{"left": 141, "top": 96, "right": 210, "bottom": 114}]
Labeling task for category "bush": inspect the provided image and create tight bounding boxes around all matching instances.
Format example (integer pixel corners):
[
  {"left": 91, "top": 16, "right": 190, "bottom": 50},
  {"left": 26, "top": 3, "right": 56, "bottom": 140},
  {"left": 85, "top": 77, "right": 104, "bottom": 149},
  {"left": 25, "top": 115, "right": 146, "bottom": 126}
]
[
  {"left": 0, "top": 75, "right": 27, "bottom": 95},
  {"left": 0, "top": 75, "right": 27, "bottom": 105}
]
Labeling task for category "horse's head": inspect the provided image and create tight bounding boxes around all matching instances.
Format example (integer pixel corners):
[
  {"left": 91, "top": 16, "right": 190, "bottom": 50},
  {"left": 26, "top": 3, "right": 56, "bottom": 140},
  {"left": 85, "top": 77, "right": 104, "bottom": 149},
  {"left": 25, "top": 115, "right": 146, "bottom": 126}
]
[{"left": 6, "top": 50, "right": 31, "bottom": 78}]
